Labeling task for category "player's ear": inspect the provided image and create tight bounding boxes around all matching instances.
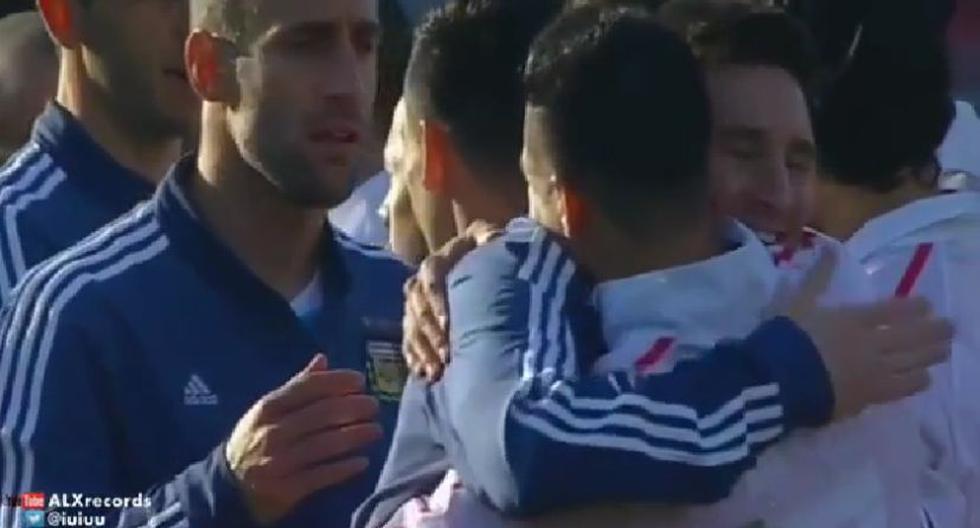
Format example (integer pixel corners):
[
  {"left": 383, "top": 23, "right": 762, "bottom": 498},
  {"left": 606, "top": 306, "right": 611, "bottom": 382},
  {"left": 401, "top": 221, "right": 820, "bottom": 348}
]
[
  {"left": 185, "top": 30, "right": 237, "bottom": 103},
  {"left": 422, "top": 120, "right": 450, "bottom": 195},
  {"left": 559, "top": 184, "right": 589, "bottom": 237},
  {"left": 38, "top": 0, "right": 81, "bottom": 49}
]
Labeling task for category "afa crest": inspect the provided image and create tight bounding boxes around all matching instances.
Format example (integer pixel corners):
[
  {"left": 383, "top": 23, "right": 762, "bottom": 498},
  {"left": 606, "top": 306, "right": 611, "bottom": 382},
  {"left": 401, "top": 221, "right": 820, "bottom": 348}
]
[{"left": 366, "top": 340, "right": 408, "bottom": 401}]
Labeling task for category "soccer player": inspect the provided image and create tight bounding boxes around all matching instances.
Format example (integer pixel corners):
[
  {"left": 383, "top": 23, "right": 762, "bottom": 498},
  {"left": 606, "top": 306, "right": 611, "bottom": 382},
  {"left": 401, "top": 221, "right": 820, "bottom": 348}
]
[
  {"left": 330, "top": 0, "right": 414, "bottom": 248},
  {"left": 0, "top": 0, "right": 411, "bottom": 527},
  {"left": 354, "top": 3, "right": 951, "bottom": 527},
  {"left": 0, "top": 0, "right": 195, "bottom": 304},
  {"left": 786, "top": 0, "right": 980, "bottom": 190},
  {"left": 381, "top": 93, "right": 456, "bottom": 266},
  {"left": 811, "top": 2, "right": 980, "bottom": 525},
  {"left": 382, "top": 99, "right": 433, "bottom": 266},
  {"left": 0, "top": 12, "right": 57, "bottom": 162}
]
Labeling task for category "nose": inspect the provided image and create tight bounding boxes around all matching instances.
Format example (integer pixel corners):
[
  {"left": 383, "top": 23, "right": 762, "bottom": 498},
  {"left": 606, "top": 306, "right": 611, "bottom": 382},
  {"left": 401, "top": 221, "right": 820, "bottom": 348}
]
[
  {"left": 321, "top": 35, "right": 368, "bottom": 105},
  {"left": 757, "top": 155, "right": 793, "bottom": 216}
]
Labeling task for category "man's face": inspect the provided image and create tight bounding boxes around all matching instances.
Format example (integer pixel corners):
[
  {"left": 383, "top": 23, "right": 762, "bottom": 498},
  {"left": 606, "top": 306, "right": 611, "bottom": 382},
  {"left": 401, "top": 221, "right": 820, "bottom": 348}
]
[
  {"left": 384, "top": 89, "right": 455, "bottom": 251},
  {"left": 706, "top": 66, "right": 817, "bottom": 237},
  {"left": 0, "top": 35, "right": 57, "bottom": 159},
  {"left": 383, "top": 98, "right": 428, "bottom": 264},
  {"left": 228, "top": 0, "right": 379, "bottom": 208},
  {"left": 81, "top": 0, "right": 195, "bottom": 140},
  {"left": 521, "top": 106, "right": 564, "bottom": 233}
]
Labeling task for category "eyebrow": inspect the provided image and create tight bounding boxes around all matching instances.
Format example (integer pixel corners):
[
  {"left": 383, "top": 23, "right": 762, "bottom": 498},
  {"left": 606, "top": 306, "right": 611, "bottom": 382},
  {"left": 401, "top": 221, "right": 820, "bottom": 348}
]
[
  {"left": 719, "top": 126, "right": 817, "bottom": 155},
  {"left": 788, "top": 139, "right": 817, "bottom": 159},
  {"left": 268, "top": 20, "right": 381, "bottom": 41}
]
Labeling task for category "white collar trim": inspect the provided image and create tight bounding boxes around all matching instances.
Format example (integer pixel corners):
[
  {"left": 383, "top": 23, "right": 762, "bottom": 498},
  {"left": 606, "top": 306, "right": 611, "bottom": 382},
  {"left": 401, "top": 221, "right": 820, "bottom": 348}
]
[{"left": 846, "top": 192, "right": 980, "bottom": 260}]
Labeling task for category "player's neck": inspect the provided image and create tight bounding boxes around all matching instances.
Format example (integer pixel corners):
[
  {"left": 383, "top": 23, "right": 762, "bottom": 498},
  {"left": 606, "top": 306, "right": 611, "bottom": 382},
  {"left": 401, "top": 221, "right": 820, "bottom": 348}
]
[
  {"left": 193, "top": 118, "right": 325, "bottom": 299},
  {"left": 817, "top": 180, "right": 939, "bottom": 241},
  {"left": 56, "top": 57, "right": 182, "bottom": 185},
  {"left": 573, "top": 218, "right": 726, "bottom": 282},
  {"left": 453, "top": 181, "right": 526, "bottom": 235}
]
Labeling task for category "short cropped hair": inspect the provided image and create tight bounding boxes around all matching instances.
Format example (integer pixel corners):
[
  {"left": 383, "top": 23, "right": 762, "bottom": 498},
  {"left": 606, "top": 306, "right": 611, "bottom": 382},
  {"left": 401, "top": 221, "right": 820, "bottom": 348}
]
[
  {"left": 658, "top": 0, "right": 819, "bottom": 96},
  {"left": 814, "top": 1, "right": 954, "bottom": 192},
  {"left": 406, "top": 0, "right": 563, "bottom": 187},
  {"left": 524, "top": 5, "right": 711, "bottom": 239}
]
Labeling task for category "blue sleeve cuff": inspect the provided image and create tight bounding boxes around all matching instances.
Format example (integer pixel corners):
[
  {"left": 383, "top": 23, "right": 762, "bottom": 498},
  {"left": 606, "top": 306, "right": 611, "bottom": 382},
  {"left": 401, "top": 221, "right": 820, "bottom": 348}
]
[
  {"left": 743, "top": 316, "right": 834, "bottom": 428},
  {"left": 178, "top": 442, "right": 261, "bottom": 528}
]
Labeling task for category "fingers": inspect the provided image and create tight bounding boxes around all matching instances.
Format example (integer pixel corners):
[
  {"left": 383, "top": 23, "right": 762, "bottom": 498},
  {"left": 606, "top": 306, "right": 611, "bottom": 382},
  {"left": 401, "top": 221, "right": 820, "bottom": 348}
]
[
  {"left": 875, "top": 315, "right": 954, "bottom": 352},
  {"left": 422, "top": 244, "right": 468, "bottom": 329},
  {"left": 853, "top": 297, "right": 932, "bottom": 326},
  {"left": 882, "top": 343, "right": 951, "bottom": 373},
  {"left": 408, "top": 278, "right": 448, "bottom": 358},
  {"left": 291, "top": 354, "right": 328, "bottom": 381},
  {"left": 880, "top": 370, "right": 931, "bottom": 402},
  {"left": 402, "top": 290, "right": 443, "bottom": 380},
  {"left": 403, "top": 226, "right": 497, "bottom": 381},
  {"left": 247, "top": 456, "right": 372, "bottom": 523},
  {"left": 264, "top": 370, "right": 366, "bottom": 416},
  {"left": 273, "top": 395, "right": 380, "bottom": 442},
  {"left": 402, "top": 274, "right": 448, "bottom": 381},
  {"left": 285, "top": 457, "right": 371, "bottom": 499},
  {"left": 279, "top": 423, "right": 383, "bottom": 473},
  {"left": 424, "top": 224, "right": 500, "bottom": 328},
  {"left": 403, "top": 318, "right": 442, "bottom": 380}
]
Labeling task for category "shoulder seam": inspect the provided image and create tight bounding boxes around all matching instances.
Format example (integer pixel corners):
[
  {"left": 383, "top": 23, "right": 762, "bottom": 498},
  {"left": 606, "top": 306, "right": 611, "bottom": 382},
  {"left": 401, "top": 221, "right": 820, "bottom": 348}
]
[
  {"left": 0, "top": 151, "right": 68, "bottom": 298},
  {"left": 0, "top": 204, "right": 167, "bottom": 504}
]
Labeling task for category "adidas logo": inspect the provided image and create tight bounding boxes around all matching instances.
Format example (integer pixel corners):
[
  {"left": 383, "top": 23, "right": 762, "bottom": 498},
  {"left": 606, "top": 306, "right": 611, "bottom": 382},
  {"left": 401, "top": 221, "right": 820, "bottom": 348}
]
[{"left": 184, "top": 374, "right": 218, "bottom": 406}]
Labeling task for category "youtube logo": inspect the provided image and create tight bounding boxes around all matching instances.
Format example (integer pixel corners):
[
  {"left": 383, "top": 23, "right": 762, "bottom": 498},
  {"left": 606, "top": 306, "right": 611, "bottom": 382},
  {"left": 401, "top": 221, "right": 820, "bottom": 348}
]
[{"left": 20, "top": 493, "right": 44, "bottom": 510}]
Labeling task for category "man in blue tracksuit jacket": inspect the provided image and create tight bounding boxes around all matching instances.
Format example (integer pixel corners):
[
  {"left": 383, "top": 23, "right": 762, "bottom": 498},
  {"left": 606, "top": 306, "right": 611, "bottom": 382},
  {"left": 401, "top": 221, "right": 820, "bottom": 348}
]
[
  {"left": 0, "top": 159, "right": 410, "bottom": 528},
  {"left": 0, "top": 0, "right": 195, "bottom": 303},
  {"left": 0, "top": 0, "right": 412, "bottom": 527}
]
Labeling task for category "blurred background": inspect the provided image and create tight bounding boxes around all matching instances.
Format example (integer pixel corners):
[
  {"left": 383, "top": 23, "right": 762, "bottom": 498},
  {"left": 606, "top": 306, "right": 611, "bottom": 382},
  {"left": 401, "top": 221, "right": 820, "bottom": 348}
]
[
  {"left": 1, "top": 0, "right": 977, "bottom": 105},
  {"left": 951, "top": 0, "right": 980, "bottom": 106},
  {"left": 399, "top": 0, "right": 980, "bottom": 108}
]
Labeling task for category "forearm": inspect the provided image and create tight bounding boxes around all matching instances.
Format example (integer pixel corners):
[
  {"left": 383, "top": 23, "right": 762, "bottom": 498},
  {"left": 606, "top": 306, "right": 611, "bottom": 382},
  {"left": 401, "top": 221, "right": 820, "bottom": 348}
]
[{"left": 441, "top": 317, "right": 832, "bottom": 515}]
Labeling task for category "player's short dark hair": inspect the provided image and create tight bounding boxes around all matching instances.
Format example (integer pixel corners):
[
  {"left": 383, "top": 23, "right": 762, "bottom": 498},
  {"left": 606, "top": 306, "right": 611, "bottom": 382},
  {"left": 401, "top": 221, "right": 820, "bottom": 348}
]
[
  {"left": 814, "top": 2, "right": 954, "bottom": 192},
  {"left": 406, "top": 0, "right": 563, "bottom": 188},
  {"left": 0, "top": 11, "right": 55, "bottom": 58},
  {"left": 785, "top": 0, "right": 955, "bottom": 77},
  {"left": 657, "top": 0, "right": 819, "bottom": 96},
  {"left": 524, "top": 5, "right": 711, "bottom": 239}
]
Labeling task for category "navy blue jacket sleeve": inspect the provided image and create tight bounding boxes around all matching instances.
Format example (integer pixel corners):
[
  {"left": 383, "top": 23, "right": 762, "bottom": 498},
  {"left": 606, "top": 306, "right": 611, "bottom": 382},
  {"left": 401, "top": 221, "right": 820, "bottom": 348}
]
[
  {"left": 429, "top": 237, "right": 834, "bottom": 516},
  {"left": 0, "top": 298, "right": 257, "bottom": 528}
]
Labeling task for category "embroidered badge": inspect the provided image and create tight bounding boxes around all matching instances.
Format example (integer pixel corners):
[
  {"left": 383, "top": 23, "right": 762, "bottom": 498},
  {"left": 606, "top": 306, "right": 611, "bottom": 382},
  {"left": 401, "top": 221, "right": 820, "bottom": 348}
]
[{"left": 366, "top": 340, "right": 408, "bottom": 401}]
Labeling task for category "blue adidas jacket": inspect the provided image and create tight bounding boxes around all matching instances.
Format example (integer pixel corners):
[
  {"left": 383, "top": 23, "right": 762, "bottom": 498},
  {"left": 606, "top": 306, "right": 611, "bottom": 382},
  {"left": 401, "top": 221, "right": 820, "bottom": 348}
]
[
  {"left": 355, "top": 219, "right": 834, "bottom": 527},
  {"left": 0, "top": 103, "right": 154, "bottom": 304},
  {"left": 0, "top": 155, "right": 412, "bottom": 528}
]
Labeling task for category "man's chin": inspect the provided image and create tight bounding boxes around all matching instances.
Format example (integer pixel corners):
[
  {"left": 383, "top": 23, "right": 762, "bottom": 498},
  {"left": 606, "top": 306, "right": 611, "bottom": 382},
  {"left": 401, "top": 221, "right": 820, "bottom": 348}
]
[{"left": 282, "top": 183, "right": 352, "bottom": 210}]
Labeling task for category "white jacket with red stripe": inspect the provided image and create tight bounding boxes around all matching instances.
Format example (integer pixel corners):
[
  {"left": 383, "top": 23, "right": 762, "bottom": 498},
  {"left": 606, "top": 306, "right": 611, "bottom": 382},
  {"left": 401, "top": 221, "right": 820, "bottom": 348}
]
[
  {"left": 584, "top": 224, "right": 922, "bottom": 528},
  {"left": 847, "top": 191, "right": 980, "bottom": 528},
  {"left": 387, "top": 223, "right": 926, "bottom": 528},
  {"left": 389, "top": 224, "right": 925, "bottom": 528}
]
